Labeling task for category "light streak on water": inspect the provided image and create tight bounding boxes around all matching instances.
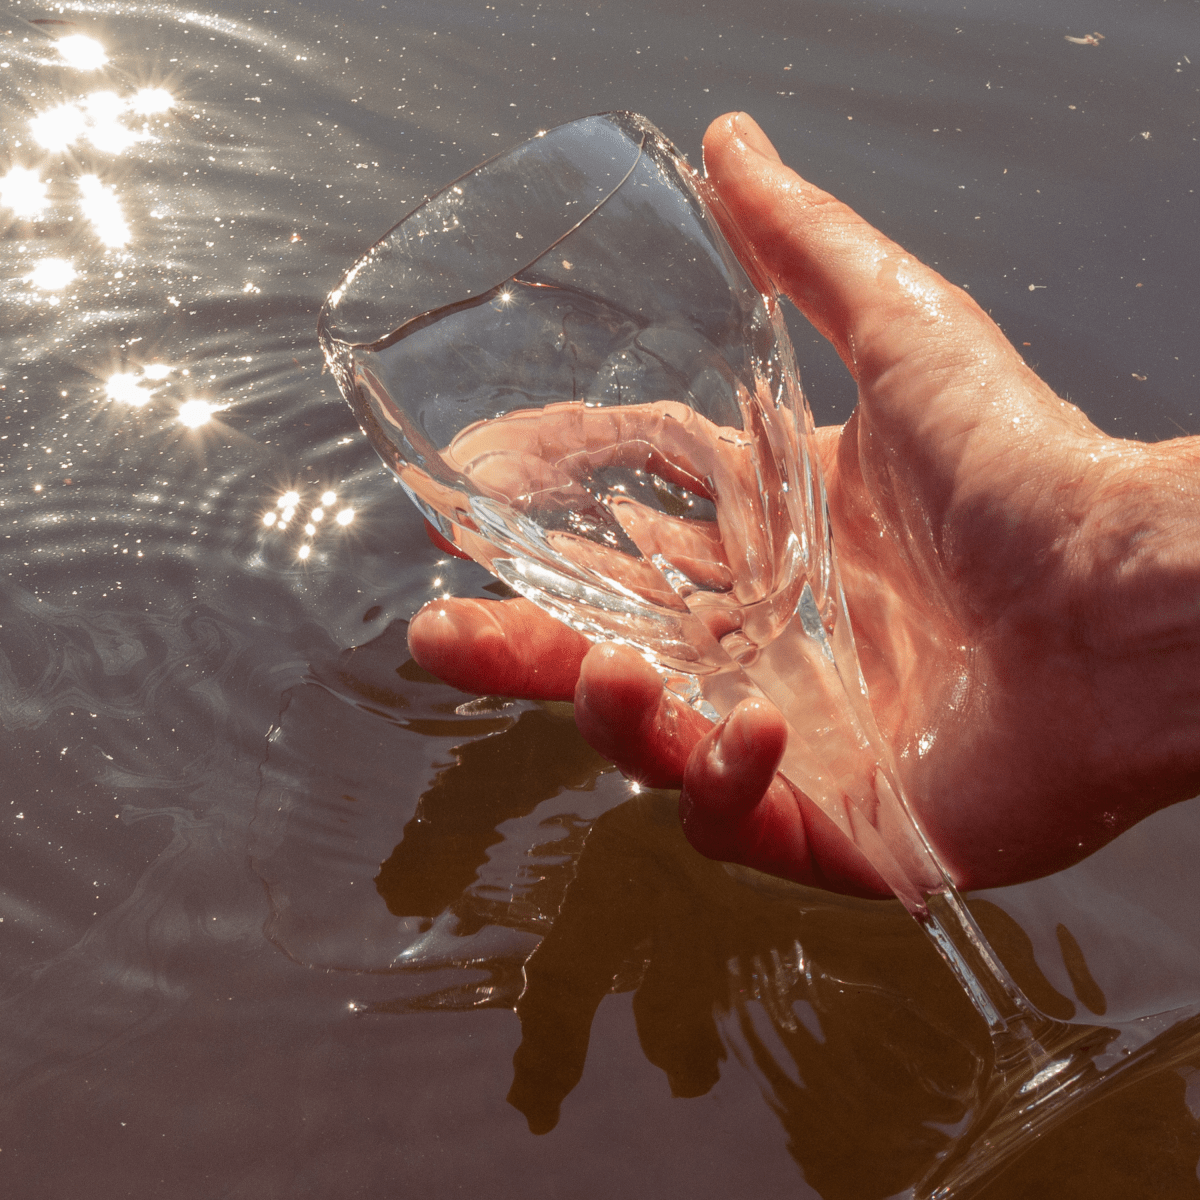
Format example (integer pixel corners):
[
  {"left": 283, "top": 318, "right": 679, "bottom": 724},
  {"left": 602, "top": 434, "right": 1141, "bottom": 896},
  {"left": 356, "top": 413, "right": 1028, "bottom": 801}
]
[{"left": 78, "top": 175, "right": 131, "bottom": 247}]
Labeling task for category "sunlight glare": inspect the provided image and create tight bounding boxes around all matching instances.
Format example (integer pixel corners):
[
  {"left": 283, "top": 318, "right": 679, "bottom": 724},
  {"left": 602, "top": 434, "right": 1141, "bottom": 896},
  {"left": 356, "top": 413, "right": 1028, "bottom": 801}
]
[
  {"left": 106, "top": 372, "right": 150, "bottom": 406},
  {"left": 78, "top": 175, "right": 131, "bottom": 247},
  {"left": 83, "top": 92, "right": 140, "bottom": 154},
  {"left": 0, "top": 166, "right": 49, "bottom": 219},
  {"left": 27, "top": 257, "right": 77, "bottom": 291},
  {"left": 130, "top": 87, "right": 173, "bottom": 115},
  {"left": 277, "top": 491, "right": 300, "bottom": 509},
  {"left": 298, "top": 544, "right": 311, "bottom": 560},
  {"left": 178, "top": 399, "right": 215, "bottom": 428},
  {"left": 30, "top": 89, "right": 160, "bottom": 157},
  {"left": 142, "top": 363, "right": 172, "bottom": 380},
  {"left": 321, "top": 490, "right": 336, "bottom": 505},
  {"left": 57, "top": 35, "right": 108, "bottom": 71},
  {"left": 31, "top": 102, "right": 88, "bottom": 151},
  {"left": 336, "top": 508, "right": 355, "bottom": 526}
]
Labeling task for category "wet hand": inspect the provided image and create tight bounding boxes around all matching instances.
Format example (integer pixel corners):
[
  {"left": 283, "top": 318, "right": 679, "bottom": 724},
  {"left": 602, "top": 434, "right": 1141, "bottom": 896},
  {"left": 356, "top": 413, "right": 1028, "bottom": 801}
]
[{"left": 410, "top": 111, "right": 1200, "bottom": 896}]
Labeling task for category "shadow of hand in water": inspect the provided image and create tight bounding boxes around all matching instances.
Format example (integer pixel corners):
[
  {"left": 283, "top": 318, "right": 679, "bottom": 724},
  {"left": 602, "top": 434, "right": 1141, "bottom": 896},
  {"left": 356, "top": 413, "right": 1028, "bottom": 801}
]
[
  {"left": 501, "top": 792, "right": 1200, "bottom": 1200},
  {"left": 286, "top": 620, "right": 1200, "bottom": 1199},
  {"left": 505, "top": 790, "right": 993, "bottom": 1197},
  {"left": 305, "top": 621, "right": 993, "bottom": 1193}
]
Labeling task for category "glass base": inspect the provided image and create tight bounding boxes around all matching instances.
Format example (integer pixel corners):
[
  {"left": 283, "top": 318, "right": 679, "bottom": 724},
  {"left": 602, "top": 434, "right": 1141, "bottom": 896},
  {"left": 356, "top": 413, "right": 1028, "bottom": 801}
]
[
  {"left": 913, "top": 1004, "right": 1200, "bottom": 1198},
  {"left": 906, "top": 886, "right": 1200, "bottom": 1196}
]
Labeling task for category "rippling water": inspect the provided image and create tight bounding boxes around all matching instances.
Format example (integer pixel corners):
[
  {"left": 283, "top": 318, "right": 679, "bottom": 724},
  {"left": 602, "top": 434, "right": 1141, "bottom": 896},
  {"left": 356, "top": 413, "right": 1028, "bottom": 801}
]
[{"left": 2, "top": 0, "right": 1199, "bottom": 1196}]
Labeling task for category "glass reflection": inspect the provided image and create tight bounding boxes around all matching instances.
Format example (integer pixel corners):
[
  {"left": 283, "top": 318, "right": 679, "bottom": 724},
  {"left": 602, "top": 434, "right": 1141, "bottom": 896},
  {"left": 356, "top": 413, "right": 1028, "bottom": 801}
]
[{"left": 251, "top": 619, "right": 1200, "bottom": 1195}]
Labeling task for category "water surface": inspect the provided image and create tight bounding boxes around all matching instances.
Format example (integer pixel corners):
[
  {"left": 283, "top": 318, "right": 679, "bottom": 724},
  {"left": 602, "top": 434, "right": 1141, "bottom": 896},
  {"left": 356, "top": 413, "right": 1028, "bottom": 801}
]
[{"left": 1, "top": 0, "right": 1199, "bottom": 1195}]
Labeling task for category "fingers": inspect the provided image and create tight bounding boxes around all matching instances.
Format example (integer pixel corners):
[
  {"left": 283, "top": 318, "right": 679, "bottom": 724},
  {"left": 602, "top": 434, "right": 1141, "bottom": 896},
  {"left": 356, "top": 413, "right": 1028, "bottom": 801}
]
[
  {"left": 679, "top": 701, "right": 807, "bottom": 869},
  {"left": 573, "top": 646, "right": 890, "bottom": 895},
  {"left": 573, "top": 643, "right": 714, "bottom": 787},
  {"left": 681, "top": 699, "right": 895, "bottom": 898},
  {"left": 407, "top": 597, "right": 589, "bottom": 701},
  {"left": 701, "top": 112, "right": 1026, "bottom": 397}
]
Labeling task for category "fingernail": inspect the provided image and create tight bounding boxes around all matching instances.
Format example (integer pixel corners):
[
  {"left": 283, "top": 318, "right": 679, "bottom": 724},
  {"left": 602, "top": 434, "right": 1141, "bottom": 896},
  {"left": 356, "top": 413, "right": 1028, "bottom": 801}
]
[
  {"left": 407, "top": 600, "right": 461, "bottom": 664},
  {"left": 732, "top": 112, "right": 782, "bottom": 164},
  {"left": 427, "top": 599, "right": 469, "bottom": 640},
  {"left": 711, "top": 706, "right": 751, "bottom": 773}
]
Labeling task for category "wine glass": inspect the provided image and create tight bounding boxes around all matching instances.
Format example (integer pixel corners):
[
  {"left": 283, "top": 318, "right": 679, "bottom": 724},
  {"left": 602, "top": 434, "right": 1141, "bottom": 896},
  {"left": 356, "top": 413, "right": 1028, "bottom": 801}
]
[{"left": 318, "top": 111, "right": 1114, "bottom": 1193}]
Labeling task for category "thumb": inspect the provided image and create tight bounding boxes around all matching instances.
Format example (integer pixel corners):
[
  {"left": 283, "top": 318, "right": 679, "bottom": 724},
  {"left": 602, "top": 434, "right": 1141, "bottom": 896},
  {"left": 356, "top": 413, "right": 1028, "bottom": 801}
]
[{"left": 701, "top": 112, "right": 1023, "bottom": 395}]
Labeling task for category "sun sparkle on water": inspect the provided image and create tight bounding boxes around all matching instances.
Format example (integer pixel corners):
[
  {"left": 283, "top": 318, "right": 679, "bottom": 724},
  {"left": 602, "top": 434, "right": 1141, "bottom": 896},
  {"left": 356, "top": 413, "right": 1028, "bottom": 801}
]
[
  {"left": 56, "top": 35, "right": 108, "bottom": 71},
  {"left": 106, "top": 372, "right": 151, "bottom": 406},
  {"left": 130, "top": 88, "right": 173, "bottom": 115},
  {"left": 27, "top": 258, "right": 77, "bottom": 291},
  {"left": 83, "top": 92, "right": 141, "bottom": 155},
  {"left": 178, "top": 400, "right": 215, "bottom": 428},
  {"left": 29, "top": 87, "right": 172, "bottom": 157},
  {"left": 0, "top": 167, "right": 49, "bottom": 219},
  {"left": 30, "top": 102, "right": 88, "bottom": 152}
]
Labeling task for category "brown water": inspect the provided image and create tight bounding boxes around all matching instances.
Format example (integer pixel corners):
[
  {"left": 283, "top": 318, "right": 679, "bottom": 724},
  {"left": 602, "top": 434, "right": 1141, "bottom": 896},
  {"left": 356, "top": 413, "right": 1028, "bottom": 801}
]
[{"left": 2, "top": 0, "right": 1199, "bottom": 1196}]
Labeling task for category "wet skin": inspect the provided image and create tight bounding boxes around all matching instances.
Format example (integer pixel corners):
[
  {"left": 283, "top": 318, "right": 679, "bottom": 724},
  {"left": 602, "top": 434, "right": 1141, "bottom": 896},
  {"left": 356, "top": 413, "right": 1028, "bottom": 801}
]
[{"left": 409, "top": 111, "right": 1200, "bottom": 898}]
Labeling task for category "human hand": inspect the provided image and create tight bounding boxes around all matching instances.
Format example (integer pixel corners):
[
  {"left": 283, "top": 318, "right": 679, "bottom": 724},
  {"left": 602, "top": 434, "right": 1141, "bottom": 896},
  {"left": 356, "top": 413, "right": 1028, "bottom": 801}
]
[{"left": 409, "top": 111, "right": 1200, "bottom": 896}]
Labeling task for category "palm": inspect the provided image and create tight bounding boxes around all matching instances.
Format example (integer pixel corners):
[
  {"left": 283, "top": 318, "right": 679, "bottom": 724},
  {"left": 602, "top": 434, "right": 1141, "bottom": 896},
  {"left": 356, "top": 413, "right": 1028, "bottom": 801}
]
[{"left": 822, "top": 342, "right": 1109, "bottom": 888}]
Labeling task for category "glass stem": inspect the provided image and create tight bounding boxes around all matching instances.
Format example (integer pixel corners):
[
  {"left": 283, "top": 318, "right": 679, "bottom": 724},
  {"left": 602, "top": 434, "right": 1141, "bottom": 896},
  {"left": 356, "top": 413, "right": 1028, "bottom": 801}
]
[{"left": 919, "top": 887, "right": 1053, "bottom": 1063}]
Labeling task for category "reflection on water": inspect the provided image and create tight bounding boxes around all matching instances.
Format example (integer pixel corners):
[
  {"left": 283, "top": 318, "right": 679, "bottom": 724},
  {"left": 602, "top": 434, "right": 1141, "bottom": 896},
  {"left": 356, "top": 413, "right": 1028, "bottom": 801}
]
[{"left": 2, "top": 0, "right": 1199, "bottom": 1195}]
